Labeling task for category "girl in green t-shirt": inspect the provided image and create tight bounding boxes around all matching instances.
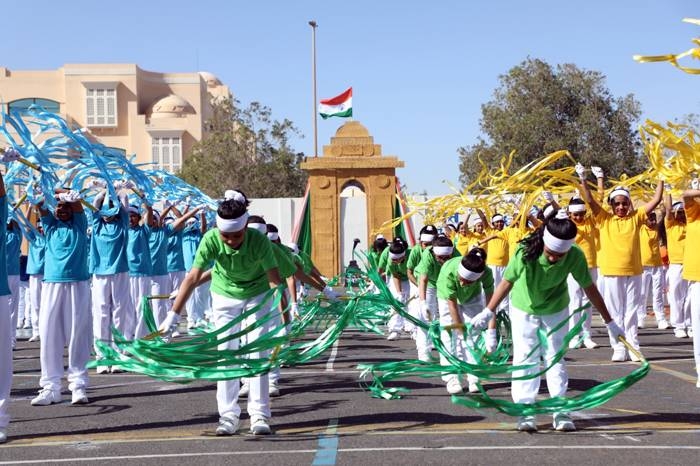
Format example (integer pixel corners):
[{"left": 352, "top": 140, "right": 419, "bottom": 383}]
[
  {"left": 407, "top": 225, "right": 438, "bottom": 362},
  {"left": 385, "top": 237, "right": 410, "bottom": 341}
]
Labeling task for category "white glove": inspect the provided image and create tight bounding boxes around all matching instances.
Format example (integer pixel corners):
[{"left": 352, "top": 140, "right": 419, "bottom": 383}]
[
  {"left": 1, "top": 147, "right": 21, "bottom": 162},
  {"left": 528, "top": 206, "right": 540, "bottom": 217},
  {"left": 158, "top": 310, "right": 181, "bottom": 338},
  {"left": 571, "top": 189, "right": 581, "bottom": 199},
  {"left": 485, "top": 328, "right": 498, "bottom": 353},
  {"left": 88, "top": 179, "right": 107, "bottom": 190},
  {"left": 591, "top": 166, "right": 604, "bottom": 179},
  {"left": 322, "top": 286, "right": 339, "bottom": 302},
  {"left": 290, "top": 302, "right": 300, "bottom": 319},
  {"left": 692, "top": 178, "right": 699, "bottom": 190},
  {"left": 169, "top": 288, "right": 179, "bottom": 300},
  {"left": 606, "top": 320, "right": 624, "bottom": 342},
  {"left": 470, "top": 307, "right": 495, "bottom": 330},
  {"left": 575, "top": 163, "right": 586, "bottom": 180},
  {"left": 542, "top": 190, "right": 554, "bottom": 202},
  {"left": 419, "top": 300, "right": 431, "bottom": 320},
  {"left": 58, "top": 190, "right": 81, "bottom": 203}
]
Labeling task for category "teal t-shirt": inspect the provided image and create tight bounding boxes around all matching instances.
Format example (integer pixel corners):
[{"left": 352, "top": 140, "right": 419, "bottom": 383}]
[
  {"left": 166, "top": 227, "right": 185, "bottom": 273},
  {"left": 192, "top": 228, "right": 277, "bottom": 299},
  {"left": 26, "top": 233, "right": 45, "bottom": 276},
  {"left": 182, "top": 225, "right": 202, "bottom": 271},
  {"left": 42, "top": 211, "right": 89, "bottom": 283},
  {"left": 5, "top": 224, "right": 22, "bottom": 276},
  {"left": 127, "top": 224, "right": 153, "bottom": 277},
  {"left": 90, "top": 208, "right": 129, "bottom": 275},
  {"left": 504, "top": 244, "right": 592, "bottom": 315},
  {"left": 0, "top": 196, "right": 9, "bottom": 296},
  {"left": 149, "top": 224, "right": 173, "bottom": 276},
  {"left": 436, "top": 257, "right": 494, "bottom": 304}
]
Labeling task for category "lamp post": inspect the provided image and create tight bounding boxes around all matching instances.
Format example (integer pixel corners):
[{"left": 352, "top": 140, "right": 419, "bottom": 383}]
[{"left": 309, "top": 20, "right": 318, "bottom": 157}]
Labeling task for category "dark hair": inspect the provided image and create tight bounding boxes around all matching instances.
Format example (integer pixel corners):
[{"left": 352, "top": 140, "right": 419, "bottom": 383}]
[
  {"left": 266, "top": 223, "right": 279, "bottom": 233},
  {"left": 373, "top": 237, "right": 388, "bottom": 253},
  {"left": 247, "top": 214, "right": 265, "bottom": 224},
  {"left": 431, "top": 234, "right": 453, "bottom": 253},
  {"left": 541, "top": 202, "right": 558, "bottom": 223},
  {"left": 519, "top": 217, "right": 577, "bottom": 262},
  {"left": 461, "top": 247, "right": 487, "bottom": 272},
  {"left": 420, "top": 224, "right": 438, "bottom": 236},
  {"left": 218, "top": 199, "right": 248, "bottom": 220},
  {"left": 389, "top": 237, "right": 407, "bottom": 255},
  {"left": 569, "top": 198, "right": 585, "bottom": 206}
]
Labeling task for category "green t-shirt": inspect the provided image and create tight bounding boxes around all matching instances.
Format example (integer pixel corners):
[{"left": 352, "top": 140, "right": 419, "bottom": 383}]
[
  {"left": 377, "top": 247, "right": 390, "bottom": 271},
  {"left": 292, "top": 249, "right": 313, "bottom": 274},
  {"left": 386, "top": 253, "right": 409, "bottom": 280},
  {"left": 272, "top": 242, "right": 297, "bottom": 280},
  {"left": 406, "top": 245, "right": 424, "bottom": 275},
  {"left": 193, "top": 228, "right": 277, "bottom": 299},
  {"left": 436, "top": 257, "right": 494, "bottom": 304},
  {"left": 504, "top": 244, "right": 592, "bottom": 315},
  {"left": 414, "top": 246, "right": 459, "bottom": 288}
]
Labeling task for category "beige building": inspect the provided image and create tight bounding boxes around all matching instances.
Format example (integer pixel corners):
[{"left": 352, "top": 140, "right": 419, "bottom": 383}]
[{"left": 0, "top": 63, "right": 231, "bottom": 171}]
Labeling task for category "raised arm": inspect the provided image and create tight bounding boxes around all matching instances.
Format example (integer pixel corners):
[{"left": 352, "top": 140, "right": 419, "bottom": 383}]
[{"left": 642, "top": 180, "right": 664, "bottom": 215}]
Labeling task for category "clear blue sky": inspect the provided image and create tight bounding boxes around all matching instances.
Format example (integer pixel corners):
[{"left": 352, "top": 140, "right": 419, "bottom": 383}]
[{"left": 2, "top": 1, "right": 698, "bottom": 195}]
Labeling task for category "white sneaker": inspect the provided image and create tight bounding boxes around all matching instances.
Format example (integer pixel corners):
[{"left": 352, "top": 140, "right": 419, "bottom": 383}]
[
  {"left": 28, "top": 335, "right": 39, "bottom": 342},
  {"left": 674, "top": 328, "right": 687, "bottom": 338},
  {"left": 582, "top": 337, "right": 599, "bottom": 349},
  {"left": 31, "top": 389, "right": 61, "bottom": 406},
  {"left": 269, "top": 381, "right": 280, "bottom": 397},
  {"left": 171, "top": 330, "right": 181, "bottom": 338},
  {"left": 71, "top": 388, "right": 89, "bottom": 405},
  {"left": 22, "top": 322, "right": 32, "bottom": 329},
  {"left": 96, "top": 366, "right": 110, "bottom": 374},
  {"left": 611, "top": 348, "right": 627, "bottom": 362},
  {"left": 629, "top": 351, "right": 642, "bottom": 363},
  {"left": 517, "top": 415, "right": 537, "bottom": 432},
  {"left": 688, "top": 328, "right": 694, "bottom": 338},
  {"left": 0, "top": 428, "right": 7, "bottom": 444},
  {"left": 239, "top": 381, "right": 249, "bottom": 397},
  {"left": 553, "top": 413, "right": 576, "bottom": 431},
  {"left": 110, "top": 366, "right": 125, "bottom": 374},
  {"left": 696, "top": 378, "right": 700, "bottom": 389},
  {"left": 386, "top": 331, "right": 399, "bottom": 341},
  {"left": 446, "top": 377, "right": 463, "bottom": 395},
  {"left": 216, "top": 415, "right": 239, "bottom": 436},
  {"left": 250, "top": 416, "right": 272, "bottom": 435},
  {"left": 637, "top": 318, "right": 647, "bottom": 329},
  {"left": 468, "top": 382, "right": 479, "bottom": 394},
  {"left": 568, "top": 337, "right": 581, "bottom": 349},
  {"left": 657, "top": 320, "right": 670, "bottom": 330}
]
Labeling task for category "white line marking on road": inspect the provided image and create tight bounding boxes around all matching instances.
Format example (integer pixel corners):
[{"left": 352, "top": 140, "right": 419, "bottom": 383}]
[{"left": 325, "top": 339, "right": 339, "bottom": 372}]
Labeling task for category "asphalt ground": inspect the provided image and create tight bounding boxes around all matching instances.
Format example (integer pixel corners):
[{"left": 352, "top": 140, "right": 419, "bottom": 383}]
[{"left": 1, "top": 314, "right": 699, "bottom": 466}]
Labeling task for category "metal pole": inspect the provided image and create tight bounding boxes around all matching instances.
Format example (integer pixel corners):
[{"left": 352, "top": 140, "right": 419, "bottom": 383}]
[{"left": 309, "top": 20, "right": 318, "bottom": 157}]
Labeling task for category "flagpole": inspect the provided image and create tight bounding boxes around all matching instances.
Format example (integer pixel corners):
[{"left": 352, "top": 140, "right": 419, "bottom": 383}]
[{"left": 309, "top": 20, "right": 318, "bottom": 157}]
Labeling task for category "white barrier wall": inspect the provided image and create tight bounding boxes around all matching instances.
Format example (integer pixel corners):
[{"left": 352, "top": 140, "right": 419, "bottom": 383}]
[{"left": 248, "top": 197, "right": 305, "bottom": 245}]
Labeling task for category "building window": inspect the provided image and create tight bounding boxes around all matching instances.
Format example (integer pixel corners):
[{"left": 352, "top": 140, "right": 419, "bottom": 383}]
[
  {"left": 152, "top": 136, "right": 182, "bottom": 173},
  {"left": 86, "top": 87, "right": 117, "bottom": 127},
  {"left": 7, "top": 98, "right": 60, "bottom": 114}
]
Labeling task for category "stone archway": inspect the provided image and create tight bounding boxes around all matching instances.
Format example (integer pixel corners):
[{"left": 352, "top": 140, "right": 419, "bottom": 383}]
[{"left": 301, "top": 121, "right": 404, "bottom": 277}]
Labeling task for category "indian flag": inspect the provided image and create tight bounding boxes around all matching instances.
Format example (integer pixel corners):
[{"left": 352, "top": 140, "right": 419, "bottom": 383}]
[{"left": 319, "top": 87, "right": 352, "bottom": 119}]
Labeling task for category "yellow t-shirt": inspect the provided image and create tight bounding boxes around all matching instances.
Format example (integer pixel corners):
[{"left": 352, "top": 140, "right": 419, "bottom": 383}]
[
  {"left": 682, "top": 201, "right": 700, "bottom": 282},
  {"left": 573, "top": 216, "right": 598, "bottom": 268},
  {"left": 639, "top": 225, "right": 662, "bottom": 267},
  {"left": 596, "top": 208, "right": 646, "bottom": 276},
  {"left": 485, "top": 227, "right": 509, "bottom": 267},
  {"left": 454, "top": 231, "right": 486, "bottom": 256},
  {"left": 502, "top": 227, "right": 529, "bottom": 259},
  {"left": 665, "top": 217, "right": 686, "bottom": 265}
]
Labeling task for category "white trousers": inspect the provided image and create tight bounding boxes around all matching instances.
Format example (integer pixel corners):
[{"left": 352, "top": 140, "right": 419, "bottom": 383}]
[
  {"left": 688, "top": 281, "right": 700, "bottom": 376},
  {"left": 29, "top": 275, "right": 43, "bottom": 336},
  {"left": 8, "top": 276, "right": 19, "bottom": 348},
  {"left": 92, "top": 272, "right": 134, "bottom": 354},
  {"left": 387, "top": 279, "right": 409, "bottom": 333},
  {"left": 510, "top": 306, "right": 569, "bottom": 404},
  {"left": 0, "top": 296, "right": 11, "bottom": 428},
  {"left": 186, "top": 282, "right": 211, "bottom": 325},
  {"left": 168, "top": 271, "right": 186, "bottom": 315},
  {"left": 636, "top": 266, "right": 666, "bottom": 322},
  {"left": 130, "top": 276, "right": 152, "bottom": 339},
  {"left": 18, "top": 280, "right": 29, "bottom": 326},
  {"left": 414, "top": 286, "right": 438, "bottom": 361},
  {"left": 567, "top": 268, "right": 598, "bottom": 338},
  {"left": 212, "top": 291, "right": 273, "bottom": 420},
  {"left": 491, "top": 265, "right": 509, "bottom": 312},
  {"left": 39, "top": 281, "right": 92, "bottom": 393},
  {"left": 438, "top": 297, "right": 483, "bottom": 384},
  {"left": 602, "top": 275, "right": 641, "bottom": 351},
  {"left": 150, "top": 275, "right": 171, "bottom": 327},
  {"left": 667, "top": 264, "right": 691, "bottom": 329}
]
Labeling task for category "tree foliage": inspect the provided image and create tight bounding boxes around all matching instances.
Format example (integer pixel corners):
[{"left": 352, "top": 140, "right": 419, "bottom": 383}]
[
  {"left": 179, "top": 98, "right": 308, "bottom": 198},
  {"left": 458, "top": 58, "right": 644, "bottom": 186}
]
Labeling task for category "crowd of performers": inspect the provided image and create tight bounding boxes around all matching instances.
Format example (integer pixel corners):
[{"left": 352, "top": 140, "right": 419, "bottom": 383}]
[{"left": 1, "top": 122, "right": 699, "bottom": 444}]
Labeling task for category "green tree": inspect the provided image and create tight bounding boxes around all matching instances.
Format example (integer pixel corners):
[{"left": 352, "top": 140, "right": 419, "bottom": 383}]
[
  {"left": 179, "top": 98, "right": 308, "bottom": 198},
  {"left": 458, "top": 58, "right": 644, "bottom": 185}
]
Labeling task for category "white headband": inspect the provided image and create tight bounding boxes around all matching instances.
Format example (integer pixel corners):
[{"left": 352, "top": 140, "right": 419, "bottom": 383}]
[
  {"left": 247, "top": 222, "right": 267, "bottom": 234},
  {"left": 267, "top": 232, "right": 279, "bottom": 241},
  {"left": 433, "top": 246, "right": 454, "bottom": 256},
  {"left": 471, "top": 218, "right": 483, "bottom": 225},
  {"left": 492, "top": 214, "right": 504, "bottom": 223},
  {"left": 609, "top": 188, "right": 630, "bottom": 201},
  {"left": 128, "top": 206, "right": 139, "bottom": 215},
  {"left": 568, "top": 204, "right": 586, "bottom": 213},
  {"left": 420, "top": 233, "right": 435, "bottom": 243},
  {"left": 287, "top": 242, "right": 299, "bottom": 254},
  {"left": 216, "top": 212, "right": 249, "bottom": 233},
  {"left": 543, "top": 205, "right": 555, "bottom": 218},
  {"left": 672, "top": 202, "right": 684, "bottom": 212},
  {"left": 224, "top": 190, "right": 246, "bottom": 203},
  {"left": 389, "top": 251, "right": 406, "bottom": 260},
  {"left": 543, "top": 228, "right": 575, "bottom": 254},
  {"left": 458, "top": 263, "right": 484, "bottom": 281}
]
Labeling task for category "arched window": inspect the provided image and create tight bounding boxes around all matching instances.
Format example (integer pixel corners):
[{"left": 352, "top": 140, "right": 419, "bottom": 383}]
[{"left": 7, "top": 98, "right": 60, "bottom": 114}]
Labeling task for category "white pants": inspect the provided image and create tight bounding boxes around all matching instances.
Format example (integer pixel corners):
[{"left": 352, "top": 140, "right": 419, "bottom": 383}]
[
  {"left": 602, "top": 275, "right": 641, "bottom": 351},
  {"left": 0, "top": 296, "right": 11, "bottom": 428},
  {"left": 130, "top": 276, "right": 152, "bottom": 339},
  {"left": 688, "top": 281, "right": 700, "bottom": 376},
  {"left": 438, "top": 297, "right": 483, "bottom": 385},
  {"left": 567, "top": 268, "right": 598, "bottom": 338},
  {"left": 667, "top": 264, "right": 691, "bottom": 329},
  {"left": 18, "top": 280, "right": 29, "bottom": 327},
  {"left": 168, "top": 271, "right": 186, "bottom": 314},
  {"left": 491, "top": 265, "right": 509, "bottom": 312},
  {"left": 186, "top": 282, "right": 211, "bottom": 325},
  {"left": 636, "top": 266, "right": 666, "bottom": 322},
  {"left": 29, "top": 275, "right": 43, "bottom": 337},
  {"left": 212, "top": 291, "right": 273, "bottom": 420},
  {"left": 92, "top": 272, "right": 134, "bottom": 354},
  {"left": 387, "top": 279, "right": 409, "bottom": 333},
  {"left": 150, "top": 275, "right": 171, "bottom": 327},
  {"left": 39, "top": 281, "right": 92, "bottom": 393},
  {"left": 511, "top": 306, "right": 569, "bottom": 404},
  {"left": 8, "top": 276, "right": 19, "bottom": 348},
  {"left": 415, "top": 286, "right": 438, "bottom": 361}
]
